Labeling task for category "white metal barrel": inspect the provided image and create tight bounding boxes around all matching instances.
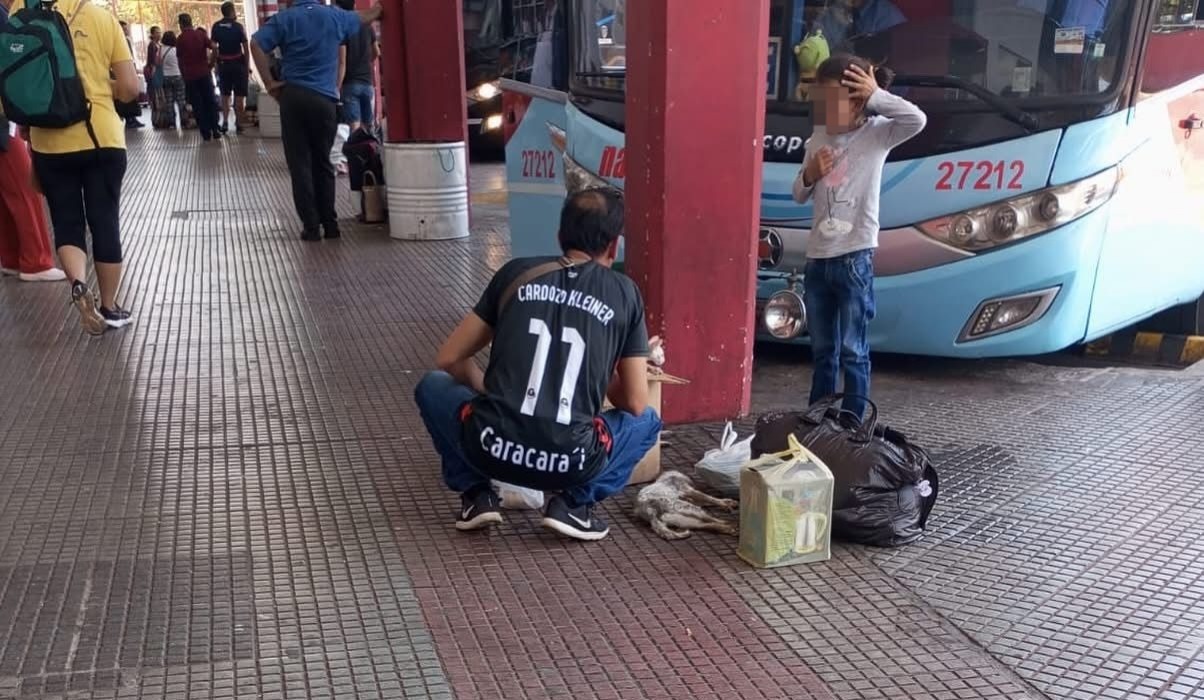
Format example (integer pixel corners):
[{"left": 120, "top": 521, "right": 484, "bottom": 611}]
[
  {"left": 384, "top": 142, "right": 469, "bottom": 241},
  {"left": 258, "top": 94, "right": 281, "bottom": 138}
]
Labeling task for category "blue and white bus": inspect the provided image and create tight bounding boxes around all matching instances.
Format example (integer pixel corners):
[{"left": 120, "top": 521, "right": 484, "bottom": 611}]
[{"left": 501, "top": 0, "right": 1204, "bottom": 358}]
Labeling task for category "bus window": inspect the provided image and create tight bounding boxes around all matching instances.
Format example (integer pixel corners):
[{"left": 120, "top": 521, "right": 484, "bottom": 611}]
[
  {"left": 571, "top": 0, "right": 627, "bottom": 90},
  {"left": 1141, "top": 1, "right": 1204, "bottom": 94}
]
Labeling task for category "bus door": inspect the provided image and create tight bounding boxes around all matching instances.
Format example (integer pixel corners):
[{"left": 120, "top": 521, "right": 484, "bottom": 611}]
[{"left": 1085, "top": 13, "right": 1204, "bottom": 337}]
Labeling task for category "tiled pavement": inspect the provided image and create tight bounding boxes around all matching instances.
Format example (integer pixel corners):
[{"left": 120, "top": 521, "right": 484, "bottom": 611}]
[{"left": 1, "top": 126, "right": 1202, "bottom": 700}]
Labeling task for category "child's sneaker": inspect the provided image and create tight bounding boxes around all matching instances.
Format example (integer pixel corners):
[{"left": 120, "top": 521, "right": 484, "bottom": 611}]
[
  {"left": 100, "top": 305, "right": 134, "bottom": 329},
  {"left": 70, "top": 281, "right": 106, "bottom": 336}
]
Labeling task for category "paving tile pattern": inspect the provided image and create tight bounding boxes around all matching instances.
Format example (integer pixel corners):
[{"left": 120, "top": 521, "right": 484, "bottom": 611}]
[
  {"left": 1, "top": 126, "right": 1202, "bottom": 700},
  {"left": 747, "top": 353, "right": 1204, "bottom": 700}
]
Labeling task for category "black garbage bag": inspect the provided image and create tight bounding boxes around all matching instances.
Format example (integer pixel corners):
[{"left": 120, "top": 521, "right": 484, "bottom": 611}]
[{"left": 752, "top": 395, "right": 939, "bottom": 547}]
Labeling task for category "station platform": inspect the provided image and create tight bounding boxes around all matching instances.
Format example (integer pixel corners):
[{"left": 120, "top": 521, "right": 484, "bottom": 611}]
[{"left": 1, "top": 128, "right": 1202, "bottom": 700}]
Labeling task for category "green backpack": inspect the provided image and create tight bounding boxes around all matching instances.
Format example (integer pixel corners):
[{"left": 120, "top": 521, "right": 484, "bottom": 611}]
[{"left": 0, "top": 0, "right": 93, "bottom": 134}]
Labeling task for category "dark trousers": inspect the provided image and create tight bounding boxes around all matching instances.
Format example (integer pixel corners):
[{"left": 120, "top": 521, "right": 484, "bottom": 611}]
[
  {"left": 32, "top": 149, "right": 128, "bottom": 264},
  {"left": 185, "top": 76, "right": 220, "bottom": 139},
  {"left": 278, "top": 85, "right": 338, "bottom": 234}
]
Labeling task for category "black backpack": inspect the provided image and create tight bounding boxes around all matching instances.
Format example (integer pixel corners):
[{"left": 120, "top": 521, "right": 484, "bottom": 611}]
[{"left": 0, "top": 0, "right": 95, "bottom": 138}]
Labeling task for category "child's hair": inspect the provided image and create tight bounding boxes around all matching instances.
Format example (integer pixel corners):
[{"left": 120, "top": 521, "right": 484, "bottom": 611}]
[{"left": 815, "top": 53, "right": 895, "bottom": 91}]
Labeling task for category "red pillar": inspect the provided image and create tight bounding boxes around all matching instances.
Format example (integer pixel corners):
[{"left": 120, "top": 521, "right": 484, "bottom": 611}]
[
  {"left": 625, "top": 0, "right": 768, "bottom": 423},
  {"left": 378, "top": 0, "right": 410, "bottom": 141},
  {"left": 399, "top": 0, "right": 467, "bottom": 144}
]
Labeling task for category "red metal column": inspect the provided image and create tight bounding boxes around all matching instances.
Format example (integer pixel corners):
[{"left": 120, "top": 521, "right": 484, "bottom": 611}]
[
  {"left": 625, "top": 0, "right": 768, "bottom": 423},
  {"left": 399, "top": 0, "right": 467, "bottom": 144},
  {"left": 378, "top": 0, "right": 410, "bottom": 141}
]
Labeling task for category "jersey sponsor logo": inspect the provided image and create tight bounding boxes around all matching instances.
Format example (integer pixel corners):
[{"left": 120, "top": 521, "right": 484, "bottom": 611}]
[
  {"left": 478, "top": 426, "right": 587, "bottom": 474},
  {"left": 517, "top": 283, "right": 617, "bottom": 326}
]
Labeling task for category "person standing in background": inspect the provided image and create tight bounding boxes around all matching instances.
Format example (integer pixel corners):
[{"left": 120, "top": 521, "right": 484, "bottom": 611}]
[
  {"left": 333, "top": 0, "right": 378, "bottom": 134},
  {"left": 29, "top": 0, "right": 140, "bottom": 334},
  {"left": 177, "top": 13, "right": 220, "bottom": 141},
  {"left": 158, "top": 31, "right": 188, "bottom": 129},
  {"left": 210, "top": 2, "right": 250, "bottom": 134},
  {"left": 118, "top": 21, "right": 145, "bottom": 129},
  {"left": 250, "top": 0, "right": 383, "bottom": 241}
]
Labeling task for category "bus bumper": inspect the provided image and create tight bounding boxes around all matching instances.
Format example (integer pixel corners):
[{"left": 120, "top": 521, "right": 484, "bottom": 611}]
[{"left": 756, "top": 212, "right": 1106, "bottom": 358}]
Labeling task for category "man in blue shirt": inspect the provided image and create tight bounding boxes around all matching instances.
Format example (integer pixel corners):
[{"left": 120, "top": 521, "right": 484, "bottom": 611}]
[{"left": 251, "top": 0, "right": 383, "bottom": 241}]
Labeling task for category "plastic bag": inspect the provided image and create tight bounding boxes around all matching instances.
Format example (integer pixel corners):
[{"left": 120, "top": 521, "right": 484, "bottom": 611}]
[
  {"left": 752, "top": 395, "right": 939, "bottom": 547},
  {"left": 738, "top": 434, "right": 834, "bottom": 568},
  {"left": 695, "top": 422, "right": 752, "bottom": 498},
  {"left": 331, "top": 123, "right": 351, "bottom": 173},
  {"left": 494, "top": 480, "right": 544, "bottom": 510}
]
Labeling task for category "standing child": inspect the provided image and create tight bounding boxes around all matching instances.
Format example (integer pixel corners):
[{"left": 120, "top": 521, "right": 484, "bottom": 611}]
[{"left": 792, "top": 53, "right": 926, "bottom": 421}]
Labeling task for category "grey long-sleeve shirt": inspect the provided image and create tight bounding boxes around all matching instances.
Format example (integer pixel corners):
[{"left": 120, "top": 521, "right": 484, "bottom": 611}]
[{"left": 792, "top": 89, "right": 927, "bottom": 260}]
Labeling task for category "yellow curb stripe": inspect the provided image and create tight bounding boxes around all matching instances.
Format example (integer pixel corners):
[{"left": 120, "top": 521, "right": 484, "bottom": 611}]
[
  {"left": 1132, "top": 332, "right": 1163, "bottom": 359},
  {"left": 470, "top": 191, "right": 508, "bottom": 205},
  {"left": 1182, "top": 336, "right": 1204, "bottom": 365}
]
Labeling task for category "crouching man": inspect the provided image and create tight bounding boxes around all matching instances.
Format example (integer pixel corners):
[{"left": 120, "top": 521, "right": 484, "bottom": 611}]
[{"left": 414, "top": 189, "right": 662, "bottom": 541}]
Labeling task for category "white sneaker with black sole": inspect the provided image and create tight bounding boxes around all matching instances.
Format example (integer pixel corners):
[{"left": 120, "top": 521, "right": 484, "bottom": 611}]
[
  {"left": 541, "top": 496, "right": 610, "bottom": 541},
  {"left": 455, "top": 488, "right": 504, "bottom": 531}
]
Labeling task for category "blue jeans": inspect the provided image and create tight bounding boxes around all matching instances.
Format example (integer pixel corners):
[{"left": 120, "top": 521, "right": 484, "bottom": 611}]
[
  {"left": 341, "top": 81, "right": 374, "bottom": 127},
  {"left": 803, "top": 249, "right": 875, "bottom": 420},
  {"left": 413, "top": 371, "right": 663, "bottom": 507}
]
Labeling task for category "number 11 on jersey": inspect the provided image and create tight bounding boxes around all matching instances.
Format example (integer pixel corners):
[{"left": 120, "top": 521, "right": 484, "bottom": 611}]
[{"left": 521, "top": 319, "right": 586, "bottom": 425}]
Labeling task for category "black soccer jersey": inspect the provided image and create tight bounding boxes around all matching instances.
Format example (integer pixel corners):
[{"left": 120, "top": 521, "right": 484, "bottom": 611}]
[{"left": 461, "top": 257, "right": 649, "bottom": 490}]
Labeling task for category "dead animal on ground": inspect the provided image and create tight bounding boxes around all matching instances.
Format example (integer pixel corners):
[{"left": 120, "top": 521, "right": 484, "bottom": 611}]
[{"left": 634, "top": 471, "right": 739, "bottom": 540}]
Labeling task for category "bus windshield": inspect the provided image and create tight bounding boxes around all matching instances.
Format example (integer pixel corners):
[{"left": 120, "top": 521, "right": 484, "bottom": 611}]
[{"left": 571, "top": 0, "right": 1136, "bottom": 120}]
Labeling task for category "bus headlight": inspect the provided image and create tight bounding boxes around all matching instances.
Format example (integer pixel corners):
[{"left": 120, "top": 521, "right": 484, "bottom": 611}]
[
  {"left": 468, "top": 81, "right": 500, "bottom": 102},
  {"left": 919, "top": 167, "right": 1118, "bottom": 251},
  {"left": 959, "top": 286, "right": 1060, "bottom": 341},
  {"left": 763, "top": 289, "right": 807, "bottom": 339},
  {"left": 483, "top": 114, "right": 504, "bottom": 131}
]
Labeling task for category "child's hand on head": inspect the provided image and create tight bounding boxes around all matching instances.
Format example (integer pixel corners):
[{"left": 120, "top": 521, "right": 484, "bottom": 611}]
[{"left": 841, "top": 64, "right": 878, "bottom": 101}]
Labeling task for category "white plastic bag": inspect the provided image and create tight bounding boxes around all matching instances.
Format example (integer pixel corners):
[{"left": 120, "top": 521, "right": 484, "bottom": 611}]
[
  {"left": 695, "top": 422, "right": 753, "bottom": 498},
  {"left": 331, "top": 123, "right": 351, "bottom": 173},
  {"left": 494, "top": 481, "right": 544, "bottom": 510}
]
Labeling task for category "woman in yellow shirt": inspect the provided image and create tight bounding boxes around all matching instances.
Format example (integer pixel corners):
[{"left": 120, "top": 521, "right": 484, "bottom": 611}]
[{"left": 26, "top": 0, "right": 140, "bottom": 335}]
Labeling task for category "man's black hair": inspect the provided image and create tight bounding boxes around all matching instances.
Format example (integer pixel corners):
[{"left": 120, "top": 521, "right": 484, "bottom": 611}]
[
  {"left": 221, "top": 2, "right": 236, "bottom": 18},
  {"left": 335, "top": 0, "right": 356, "bottom": 10},
  {"left": 558, "top": 188, "right": 624, "bottom": 257},
  {"left": 150, "top": 25, "right": 161, "bottom": 34},
  {"left": 178, "top": 13, "right": 193, "bottom": 29}
]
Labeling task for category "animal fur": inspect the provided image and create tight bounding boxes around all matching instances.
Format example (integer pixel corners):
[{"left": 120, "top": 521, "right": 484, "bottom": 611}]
[{"left": 634, "top": 471, "right": 739, "bottom": 540}]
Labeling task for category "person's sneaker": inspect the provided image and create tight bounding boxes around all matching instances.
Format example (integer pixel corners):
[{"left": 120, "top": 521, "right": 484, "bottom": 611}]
[
  {"left": 19, "top": 267, "right": 67, "bottom": 282},
  {"left": 301, "top": 229, "right": 321, "bottom": 242},
  {"left": 220, "top": 122, "right": 229, "bottom": 134},
  {"left": 100, "top": 305, "right": 134, "bottom": 329},
  {"left": 323, "top": 223, "right": 341, "bottom": 240},
  {"left": 455, "top": 488, "right": 503, "bottom": 531},
  {"left": 70, "top": 281, "right": 106, "bottom": 336},
  {"left": 0, "top": 267, "right": 18, "bottom": 277},
  {"left": 541, "top": 496, "right": 610, "bottom": 541}
]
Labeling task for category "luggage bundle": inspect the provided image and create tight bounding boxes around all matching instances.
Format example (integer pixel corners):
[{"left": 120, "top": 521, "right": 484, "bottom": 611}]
[{"left": 750, "top": 394, "right": 939, "bottom": 547}]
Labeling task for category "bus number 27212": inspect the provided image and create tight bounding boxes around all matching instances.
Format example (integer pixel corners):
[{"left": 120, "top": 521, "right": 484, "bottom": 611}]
[
  {"left": 936, "top": 160, "right": 1025, "bottom": 191},
  {"left": 522, "top": 150, "right": 557, "bottom": 180}
]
